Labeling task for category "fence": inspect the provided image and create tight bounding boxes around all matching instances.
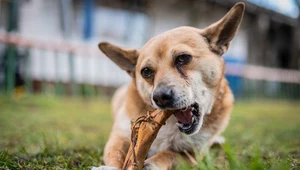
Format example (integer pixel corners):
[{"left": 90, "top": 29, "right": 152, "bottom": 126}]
[
  {"left": 1, "top": 32, "right": 300, "bottom": 100},
  {"left": 225, "top": 64, "right": 300, "bottom": 100},
  {"left": 0, "top": 32, "right": 130, "bottom": 97}
]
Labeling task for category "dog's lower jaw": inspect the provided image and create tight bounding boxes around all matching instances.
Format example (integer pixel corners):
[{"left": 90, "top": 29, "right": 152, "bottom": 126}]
[{"left": 184, "top": 113, "right": 205, "bottom": 136}]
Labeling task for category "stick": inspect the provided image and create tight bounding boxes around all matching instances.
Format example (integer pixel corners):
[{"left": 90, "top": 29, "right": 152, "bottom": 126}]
[{"left": 122, "top": 110, "right": 173, "bottom": 170}]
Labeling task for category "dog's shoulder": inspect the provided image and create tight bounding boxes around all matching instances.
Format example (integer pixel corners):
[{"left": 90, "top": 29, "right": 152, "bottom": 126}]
[
  {"left": 111, "top": 82, "right": 150, "bottom": 138},
  {"left": 111, "top": 84, "right": 128, "bottom": 118}
]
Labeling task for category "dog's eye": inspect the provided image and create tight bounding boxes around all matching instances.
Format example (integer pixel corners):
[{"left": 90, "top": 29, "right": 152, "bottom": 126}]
[
  {"left": 141, "top": 67, "right": 154, "bottom": 79},
  {"left": 175, "top": 54, "right": 192, "bottom": 65}
]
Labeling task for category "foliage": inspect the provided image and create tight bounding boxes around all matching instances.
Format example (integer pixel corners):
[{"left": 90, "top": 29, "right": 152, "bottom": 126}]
[{"left": 0, "top": 95, "right": 299, "bottom": 169}]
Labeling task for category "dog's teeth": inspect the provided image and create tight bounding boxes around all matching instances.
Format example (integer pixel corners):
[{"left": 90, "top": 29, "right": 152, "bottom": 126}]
[
  {"left": 182, "top": 124, "right": 192, "bottom": 130},
  {"left": 192, "top": 116, "right": 195, "bottom": 123},
  {"left": 176, "top": 122, "right": 183, "bottom": 128}
]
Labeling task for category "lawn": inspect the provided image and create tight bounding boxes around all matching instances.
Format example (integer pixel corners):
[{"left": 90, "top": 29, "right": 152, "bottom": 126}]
[{"left": 0, "top": 95, "right": 299, "bottom": 170}]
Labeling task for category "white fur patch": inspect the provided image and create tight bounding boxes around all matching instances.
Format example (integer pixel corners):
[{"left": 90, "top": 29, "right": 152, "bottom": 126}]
[
  {"left": 91, "top": 166, "right": 118, "bottom": 170},
  {"left": 113, "top": 106, "right": 131, "bottom": 138},
  {"left": 213, "top": 136, "right": 226, "bottom": 145},
  {"left": 189, "top": 71, "right": 215, "bottom": 115},
  {"left": 148, "top": 116, "right": 212, "bottom": 157}
]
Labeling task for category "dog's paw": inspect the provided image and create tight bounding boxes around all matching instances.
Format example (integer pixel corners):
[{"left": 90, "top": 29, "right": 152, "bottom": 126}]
[
  {"left": 143, "top": 162, "right": 160, "bottom": 170},
  {"left": 91, "top": 166, "right": 119, "bottom": 170},
  {"left": 213, "top": 136, "right": 226, "bottom": 145}
]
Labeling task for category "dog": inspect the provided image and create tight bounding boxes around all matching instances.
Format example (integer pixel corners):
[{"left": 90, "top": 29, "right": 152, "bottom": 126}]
[{"left": 93, "top": 2, "right": 244, "bottom": 170}]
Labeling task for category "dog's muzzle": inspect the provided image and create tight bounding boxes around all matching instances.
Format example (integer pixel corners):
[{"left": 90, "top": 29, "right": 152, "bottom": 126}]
[{"left": 152, "top": 86, "right": 175, "bottom": 109}]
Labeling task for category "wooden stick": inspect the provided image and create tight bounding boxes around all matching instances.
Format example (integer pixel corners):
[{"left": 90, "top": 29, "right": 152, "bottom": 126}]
[{"left": 122, "top": 110, "right": 173, "bottom": 170}]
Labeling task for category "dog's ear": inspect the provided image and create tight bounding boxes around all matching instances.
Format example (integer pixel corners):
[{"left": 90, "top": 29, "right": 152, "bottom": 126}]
[
  {"left": 98, "top": 42, "right": 139, "bottom": 76},
  {"left": 201, "top": 2, "right": 245, "bottom": 55}
]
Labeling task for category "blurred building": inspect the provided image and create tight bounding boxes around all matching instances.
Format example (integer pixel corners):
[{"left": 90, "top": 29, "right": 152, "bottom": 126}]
[{"left": 0, "top": 0, "right": 299, "bottom": 97}]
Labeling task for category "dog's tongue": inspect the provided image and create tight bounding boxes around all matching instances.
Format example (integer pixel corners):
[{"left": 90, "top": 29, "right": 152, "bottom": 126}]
[{"left": 174, "top": 107, "right": 193, "bottom": 124}]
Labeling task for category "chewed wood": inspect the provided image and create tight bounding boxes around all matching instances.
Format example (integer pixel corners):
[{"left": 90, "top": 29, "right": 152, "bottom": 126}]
[{"left": 122, "top": 110, "right": 173, "bottom": 170}]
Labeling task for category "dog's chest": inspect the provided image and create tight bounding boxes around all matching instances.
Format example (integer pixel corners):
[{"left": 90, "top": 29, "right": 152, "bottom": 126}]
[{"left": 148, "top": 116, "right": 211, "bottom": 157}]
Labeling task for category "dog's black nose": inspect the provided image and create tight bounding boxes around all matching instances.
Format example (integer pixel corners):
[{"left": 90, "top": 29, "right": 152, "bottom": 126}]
[{"left": 153, "top": 87, "right": 174, "bottom": 108}]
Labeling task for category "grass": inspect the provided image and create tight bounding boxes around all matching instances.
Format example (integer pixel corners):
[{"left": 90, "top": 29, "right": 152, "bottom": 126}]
[{"left": 0, "top": 95, "right": 299, "bottom": 169}]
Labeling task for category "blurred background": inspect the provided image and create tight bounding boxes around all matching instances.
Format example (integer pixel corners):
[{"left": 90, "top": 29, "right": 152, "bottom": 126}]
[
  {"left": 0, "top": 0, "right": 299, "bottom": 169},
  {"left": 0, "top": 0, "right": 300, "bottom": 99}
]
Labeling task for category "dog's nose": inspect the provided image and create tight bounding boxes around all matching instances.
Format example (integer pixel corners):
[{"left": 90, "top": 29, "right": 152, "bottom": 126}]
[{"left": 153, "top": 87, "right": 174, "bottom": 108}]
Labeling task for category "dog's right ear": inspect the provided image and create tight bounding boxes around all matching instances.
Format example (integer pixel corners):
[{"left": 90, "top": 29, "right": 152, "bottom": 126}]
[
  {"left": 201, "top": 2, "right": 245, "bottom": 56},
  {"left": 98, "top": 42, "right": 139, "bottom": 76}
]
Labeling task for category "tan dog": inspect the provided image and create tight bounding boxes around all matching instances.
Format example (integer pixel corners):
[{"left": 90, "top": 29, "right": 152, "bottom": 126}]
[{"left": 93, "top": 3, "right": 244, "bottom": 170}]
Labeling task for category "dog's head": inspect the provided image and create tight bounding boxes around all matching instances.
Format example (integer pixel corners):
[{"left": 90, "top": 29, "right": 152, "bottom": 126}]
[{"left": 99, "top": 3, "right": 244, "bottom": 135}]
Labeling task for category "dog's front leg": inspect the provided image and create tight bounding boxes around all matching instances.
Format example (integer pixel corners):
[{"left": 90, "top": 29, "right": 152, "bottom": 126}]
[
  {"left": 92, "top": 129, "right": 130, "bottom": 170},
  {"left": 143, "top": 149, "right": 194, "bottom": 170},
  {"left": 104, "top": 132, "right": 131, "bottom": 169}
]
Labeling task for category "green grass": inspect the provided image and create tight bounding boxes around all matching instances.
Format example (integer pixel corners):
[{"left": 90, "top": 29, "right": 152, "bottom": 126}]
[{"left": 0, "top": 95, "right": 299, "bottom": 169}]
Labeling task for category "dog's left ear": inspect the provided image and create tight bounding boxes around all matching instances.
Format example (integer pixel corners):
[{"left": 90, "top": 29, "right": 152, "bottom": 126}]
[
  {"left": 201, "top": 2, "right": 245, "bottom": 55},
  {"left": 98, "top": 42, "right": 139, "bottom": 77}
]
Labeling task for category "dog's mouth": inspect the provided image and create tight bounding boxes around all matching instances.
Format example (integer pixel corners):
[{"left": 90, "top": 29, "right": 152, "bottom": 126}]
[{"left": 173, "top": 103, "right": 200, "bottom": 135}]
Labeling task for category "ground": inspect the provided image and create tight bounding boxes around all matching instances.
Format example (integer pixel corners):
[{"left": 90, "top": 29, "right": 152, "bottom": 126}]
[{"left": 0, "top": 95, "right": 299, "bottom": 170}]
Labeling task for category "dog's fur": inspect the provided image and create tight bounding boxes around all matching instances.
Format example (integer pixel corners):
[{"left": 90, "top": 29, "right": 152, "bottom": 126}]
[{"left": 93, "top": 3, "right": 244, "bottom": 170}]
